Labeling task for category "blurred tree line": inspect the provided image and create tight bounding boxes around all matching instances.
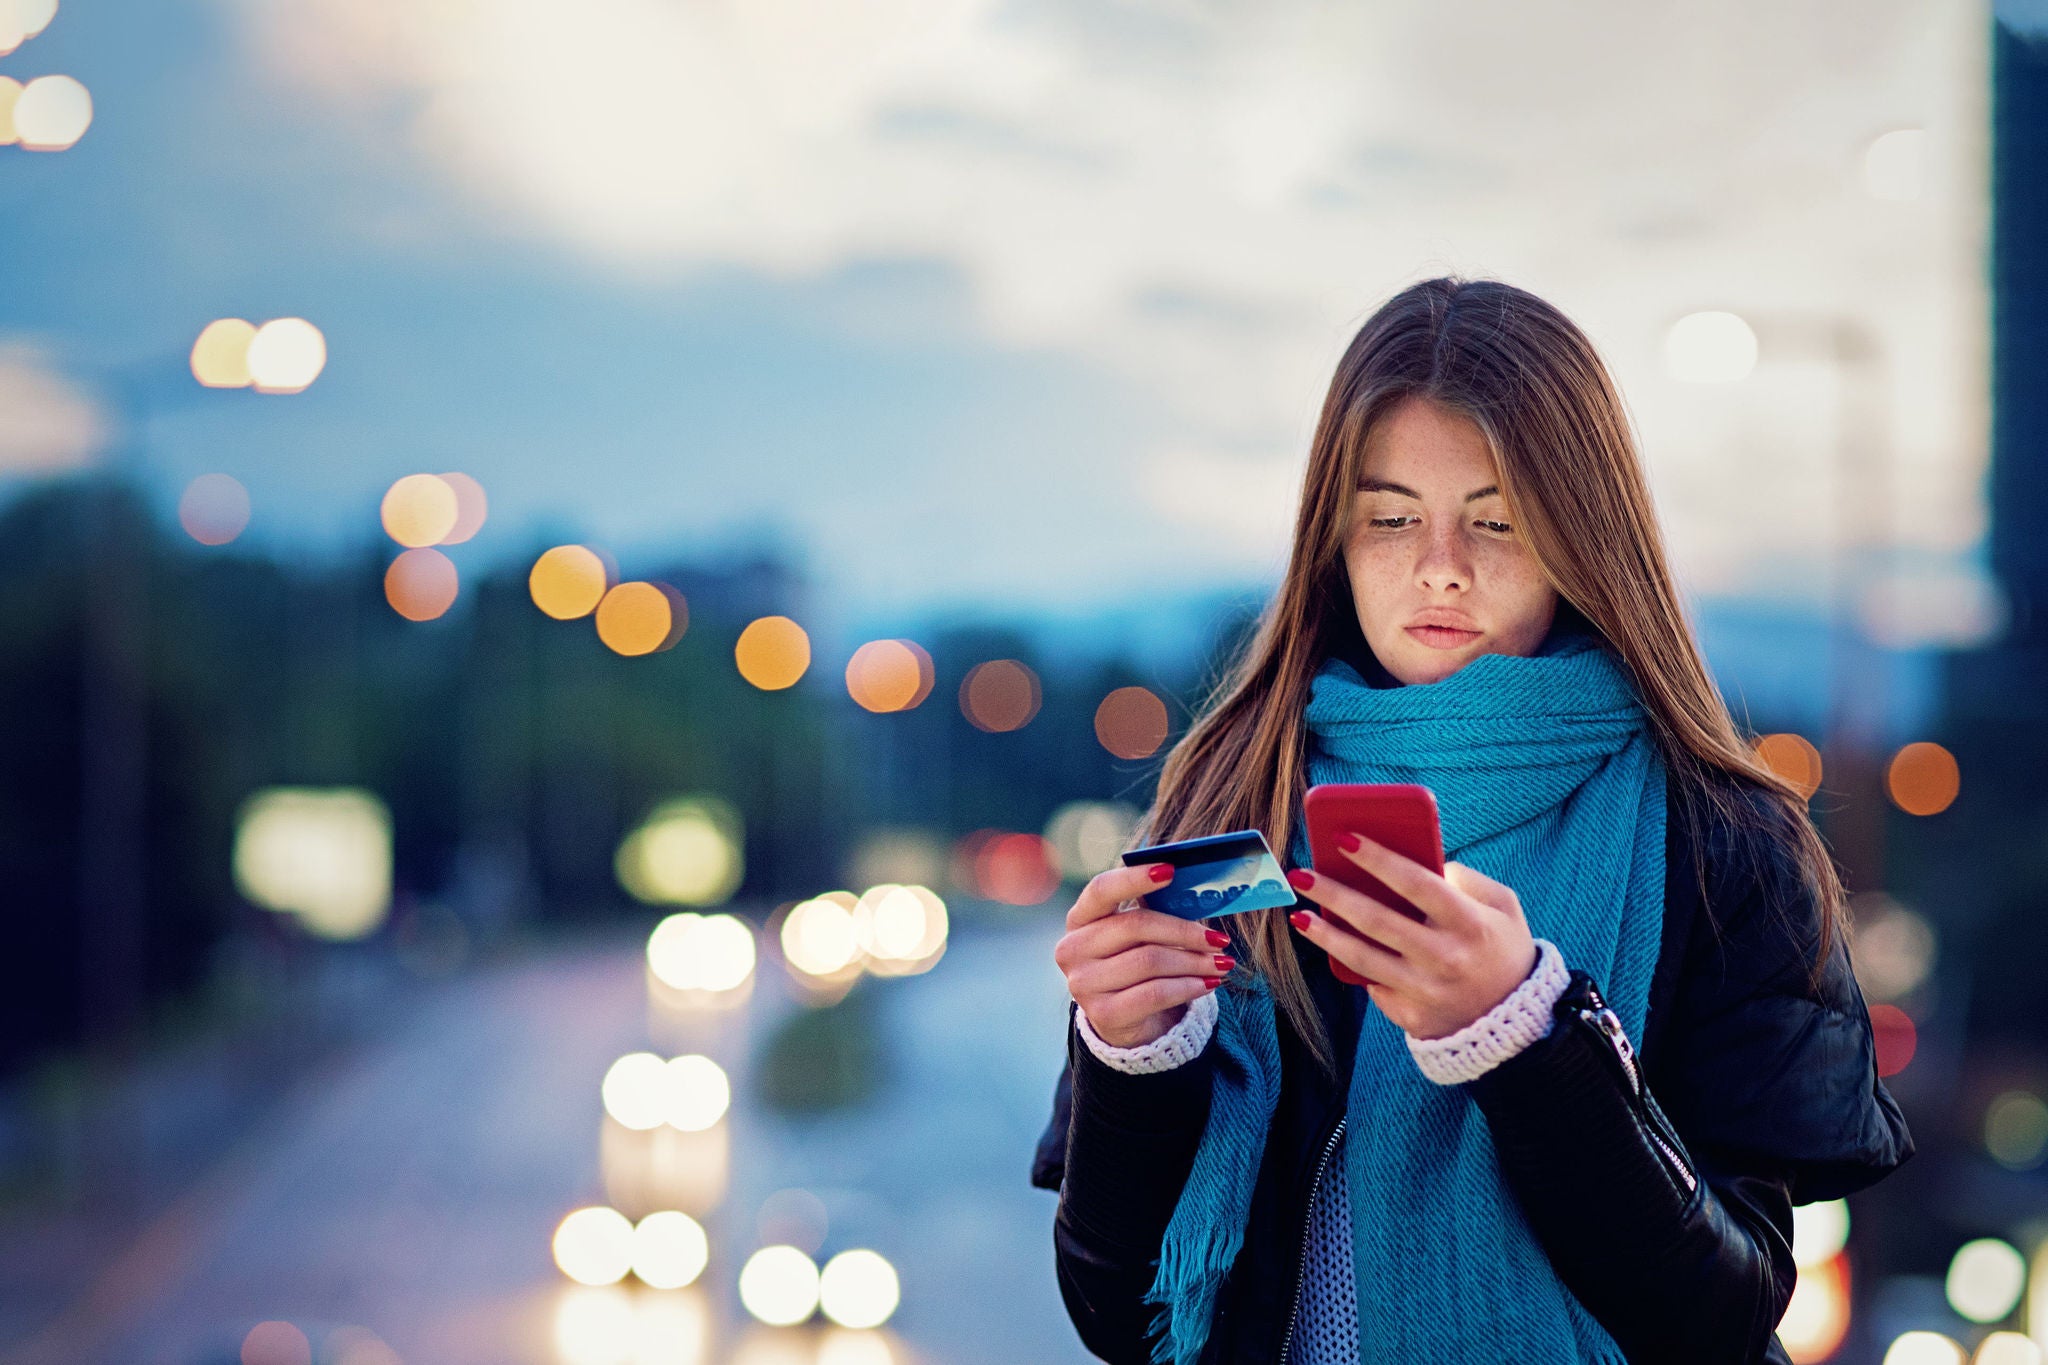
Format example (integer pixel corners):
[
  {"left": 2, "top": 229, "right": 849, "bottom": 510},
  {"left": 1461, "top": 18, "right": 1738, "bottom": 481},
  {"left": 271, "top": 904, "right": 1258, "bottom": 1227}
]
[{"left": 0, "top": 476, "right": 1238, "bottom": 1083}]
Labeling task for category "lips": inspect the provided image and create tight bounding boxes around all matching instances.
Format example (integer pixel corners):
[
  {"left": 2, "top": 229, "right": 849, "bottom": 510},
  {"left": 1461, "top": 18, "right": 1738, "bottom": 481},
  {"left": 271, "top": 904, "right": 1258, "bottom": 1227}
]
[{"left": 1405, "top": 624, "right": 1480, "bottom": 650}]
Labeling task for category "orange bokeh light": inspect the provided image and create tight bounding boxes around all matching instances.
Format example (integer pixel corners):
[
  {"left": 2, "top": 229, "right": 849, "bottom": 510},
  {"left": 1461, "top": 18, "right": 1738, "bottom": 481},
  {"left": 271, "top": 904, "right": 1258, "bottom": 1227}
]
[
  {"left": 1754, "top": 733, "right": 1823, "bottom": 800},
  {"left": 1778, "top": 1250, "right": 1851, "bottom": 1363},
  {"left": 1869, "top": 1003, "right": 1917, "bottom": 1077},
  {"left": 961, "top": 659, "right": 1042, "bottom": 733},
  {"left": 177, "top": 473, "right": 250, "bottom": 545},
  {"left": 1886, "top": 741, "right": 1959, "bottom": 816},
  {"left": 1095, "top": 686, "right": 1170, "bottom": 760},
  {"left": 847, "top": 639, "right": 933, "bottom": 713},
  {"left": 385, "top": 548, "right": 459, "bottom": 621},
  {"left": 596, "top": 581, "right": 685, "bottom": 656},
  {"left": 380, "top": 474, "right": 458, "bottom": 548},
  {"left": 529, "top": 545, "right": 611, "bottom": 620},
  {"left": 736, "top": 616, "right": 811, "bottom": 690},
  {"left": 437, "top": 471, "right": 488, "bottom": 544}
]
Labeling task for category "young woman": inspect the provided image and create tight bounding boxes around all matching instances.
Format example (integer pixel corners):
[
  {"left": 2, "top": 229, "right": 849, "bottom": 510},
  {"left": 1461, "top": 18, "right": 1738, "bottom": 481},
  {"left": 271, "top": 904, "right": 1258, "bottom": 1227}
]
[{"left": 1029, "top": 277, "right": 1914, "bottom": 1364}]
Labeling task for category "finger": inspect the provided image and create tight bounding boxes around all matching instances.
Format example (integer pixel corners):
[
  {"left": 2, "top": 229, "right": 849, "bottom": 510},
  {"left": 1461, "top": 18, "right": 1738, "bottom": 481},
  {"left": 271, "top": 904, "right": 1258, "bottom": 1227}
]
[
  {"left": 1067, "top": 863, "right": 1174, "bottom": 930},
  {"left": 1444, "top": 861, "right": 1519, "bottom": 915},
  {"left": 1285, "top": 868, "right": 1427, "bottom": 957},
  {"left": 1289, "top": 908, "right": 1411, "bottom": 988},
  {"left": 1084, "top": 906, "right": 1231, "bottom": 957},
  {"left": 1072, "top": 942, "right": 1231, "bottom": 997},
  {"left": 1089, "top": 976, "right": 1217, "bottom": 1033},
  {"left": 1339, "top": 834, "right": 1470, "bottom": 928}
]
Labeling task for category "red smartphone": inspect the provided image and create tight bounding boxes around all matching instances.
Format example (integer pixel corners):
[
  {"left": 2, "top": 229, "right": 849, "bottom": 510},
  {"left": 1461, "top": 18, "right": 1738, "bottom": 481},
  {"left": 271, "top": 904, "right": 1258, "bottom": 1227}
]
[{"left": 1301, "top": 783, "right": 1444, "bottom": 987}]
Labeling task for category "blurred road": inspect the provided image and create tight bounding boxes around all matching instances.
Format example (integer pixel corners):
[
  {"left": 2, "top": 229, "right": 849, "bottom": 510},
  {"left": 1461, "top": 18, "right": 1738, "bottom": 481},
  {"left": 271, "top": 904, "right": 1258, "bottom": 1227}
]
[{"left": 2, "top": 913, "right": 1093, "bottom": 1365}]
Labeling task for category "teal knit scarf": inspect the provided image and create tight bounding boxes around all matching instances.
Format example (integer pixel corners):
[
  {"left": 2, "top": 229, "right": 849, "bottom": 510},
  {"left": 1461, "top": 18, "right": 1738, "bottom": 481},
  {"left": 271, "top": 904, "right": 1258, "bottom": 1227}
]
[{"left": 1143, "top": 628, "right": 1668, "bottom": 1364}]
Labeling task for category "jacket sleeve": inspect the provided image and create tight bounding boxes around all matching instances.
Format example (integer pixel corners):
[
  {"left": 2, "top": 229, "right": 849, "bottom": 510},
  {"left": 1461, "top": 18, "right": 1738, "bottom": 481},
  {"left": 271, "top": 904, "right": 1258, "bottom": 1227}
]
[
  {"left": 1034, "top": 1002, "right": 1215, "bottom": 1365},
  {"left": 1465, "top": 787, "right": 1914, "bottom": 1365}
]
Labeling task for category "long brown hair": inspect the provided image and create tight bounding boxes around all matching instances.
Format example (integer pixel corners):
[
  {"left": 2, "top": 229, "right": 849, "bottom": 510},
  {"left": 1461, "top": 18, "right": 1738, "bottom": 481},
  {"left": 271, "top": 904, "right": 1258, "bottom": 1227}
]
[{"left": 1135, "top": 276, "right": 1847, "bottom": 1072}]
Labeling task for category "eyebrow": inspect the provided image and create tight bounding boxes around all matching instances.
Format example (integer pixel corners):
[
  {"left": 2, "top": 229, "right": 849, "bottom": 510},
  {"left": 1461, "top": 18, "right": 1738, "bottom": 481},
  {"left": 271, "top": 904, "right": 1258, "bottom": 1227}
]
[{"left": 1358, "top": 478, "right": 1501, "bottom": 503}]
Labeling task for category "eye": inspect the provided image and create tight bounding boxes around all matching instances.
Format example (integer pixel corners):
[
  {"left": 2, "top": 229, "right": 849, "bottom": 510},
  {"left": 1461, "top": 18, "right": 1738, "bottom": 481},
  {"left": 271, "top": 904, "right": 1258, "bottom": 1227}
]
[
  {"left": 1367, "top": 516, "right": 1413, "bottom": 529},
  {"left": 1478, "top": 520, "right": 1513, "bottom": 534}
]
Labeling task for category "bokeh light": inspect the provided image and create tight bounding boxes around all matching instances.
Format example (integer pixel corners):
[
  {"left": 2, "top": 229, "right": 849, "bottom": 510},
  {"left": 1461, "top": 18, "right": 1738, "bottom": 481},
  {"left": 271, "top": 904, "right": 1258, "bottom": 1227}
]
[
  {"left": 1753, "top": 732, "right": 1823, "bottom": 800},
  {"left": 601, "top": 1052, "right": 670, "bottom": 1132},
  {"left": 646, "top": 911, "right": 757, "bottom": 994},
  {"left": 965, "top": 830, "right": 1061, "bottom": 905},
  {"left": 960, "top": 659, "right": 1041, "bottom": 732},
  {"left": 246, "top": 317, "right": 327, "bottom": 393},
  {"left": 1884, "top": 1334, "right": 1964, "bottom": 1365},
  {"left": 0, "top": 0, "right": 57, "bottom": 58},
  {"left": 1887, "top": 741, "right": 1960, "bottom": 815},
  {"left": 437, "top": 471, "right": 488, "bottom": 544},
  {"left": 178, "top": 473, "right": 250, "bottom": 545},
  {"left": 1045, "top": 800, "right": 1142, "bottom": 880},
  {"left": 1095, "top": 686, "right": 1169, "bottom": 759},
  {"left": 384, "top": 548, "right": 459, "bottom": 622},
  {"left": 13, "top": 74, "right": 90, "bottom": 151},
  {"left": 1947, "top": 1238, "right": 2026, "bottom": 1323},
  {"left": 381, "top": 474, "right": 459, "bottom": 548},
  {"left": 846, "top": 640, "right": 931, "bottom": 713},
  {"left": 1864, "top": 127, "right": 1929, "bottom": 202},
  {"left": 817, "top": 1249, "right": 900, "bottom": 1330},
  {"left": 663, "top": 1055, "right": 731, "bottom": 1132},
  {"left": 816, "top": 1330, "right": 896, "bottom": 1365},
  {"left": 596, "top": 581, "right": 685, "bottom": 656},
  {"left": 738, "top": 1245, "right": 820, "bottom": 1327},
  {"left": 241, "top": 1321, "right": 312, "bottom": 1365},
  {"left": 0, "top": 78, "right": 21, "bottom": 144},
  {"left": 847, "top": 829, "right": 946, "bottom": 891},
  {"left": 324, "top": 1327, "right": 401, "bottom": 1365},
  {"left": 617, "top": 797, "right": 743, "bottom": 906},
  {"left": 1851, "top": 897, "right": 1937, "bottom": 1003},
  {"left": 1663, "top": 310, "right": 1758, "bottom": 383},
  {"left": 1870, "top": 1003, "right": 1918, "bottom": 1077},
  {"left": 1976, "top": 1332, "right": 2045, "bottom": 1365},
  {"left": 1985, "top": 1091, "right": 2048, "bottom": 1171},
  {"left": 853, "top": 883, "right": 949, "bottom": 976},
  {"left": 736, "top": 616, "right": 811, "bottom": 690},
  {"left": 530, "top": 545, "right": 611, "bottom": 620},
  {"left": 1792, "top": 1200, "right": 1849, "bottom": 1268},
  {"left": 1779, "top": 1250, "right": 1850, "bottom": 1364},
  {"left": 232, "top": 787, "right": 392, "bottom": 940},
  {"left": 631, "top": 1210, "right": 710, "bottom": 1290},
  {"left": 190, "top": 318, "right": 257, "bottom": 388},
  {"left": 781, "top": 893, "right": 862, "bottom": 979},
  {"left": 553, "top": 1206, "right": 636, "bottom": 1286}
]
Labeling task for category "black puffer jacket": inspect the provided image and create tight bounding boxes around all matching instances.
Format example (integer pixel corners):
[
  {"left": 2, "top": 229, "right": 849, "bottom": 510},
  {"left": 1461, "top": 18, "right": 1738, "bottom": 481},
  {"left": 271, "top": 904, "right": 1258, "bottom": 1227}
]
[{"left": 1030, "top": 776, "right": 1914, "bottom": 1363}]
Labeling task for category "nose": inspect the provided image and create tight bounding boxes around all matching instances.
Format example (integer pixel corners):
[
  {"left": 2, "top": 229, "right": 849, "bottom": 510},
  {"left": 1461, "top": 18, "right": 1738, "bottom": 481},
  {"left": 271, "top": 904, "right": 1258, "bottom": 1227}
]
[{"left": 1415, "top": 521, "right": 1472, "bottom": 593}]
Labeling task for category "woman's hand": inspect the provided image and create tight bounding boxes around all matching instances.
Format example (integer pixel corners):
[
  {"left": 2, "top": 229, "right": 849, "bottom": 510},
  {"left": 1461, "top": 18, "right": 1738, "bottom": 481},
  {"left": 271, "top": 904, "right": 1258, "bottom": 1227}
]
[
  {"left": 1055, "top": 863, "right": 1234, "bottom": 1049},
  {"left": 1285, "top": 832, "right": 1537, "bottom": 1041}
]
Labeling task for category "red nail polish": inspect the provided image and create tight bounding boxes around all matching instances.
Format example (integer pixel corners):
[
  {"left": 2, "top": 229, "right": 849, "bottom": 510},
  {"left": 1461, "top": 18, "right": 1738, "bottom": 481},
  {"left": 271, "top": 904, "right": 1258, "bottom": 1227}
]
[
  {"left": 1289, "top": 911, "right": 1312, "bottom": 932},
  {"left": 1337, "top": 831, "right": 1361, "bottom": 853},
  {"left": 1204, "top": 928, "right": 1230, "bottom": 948},
  {"left": 1214, "top": 954, "right": 1235, "bottom": 972},
  {"left": 1286, "top": 868, "right": 1314, "bottom": 891},
  {"left": 1204, "top": 977, "right": 1222, "bottom": 991},
  {"left": 1149, "top": 863, "right": 1174, "bottom": 883}
]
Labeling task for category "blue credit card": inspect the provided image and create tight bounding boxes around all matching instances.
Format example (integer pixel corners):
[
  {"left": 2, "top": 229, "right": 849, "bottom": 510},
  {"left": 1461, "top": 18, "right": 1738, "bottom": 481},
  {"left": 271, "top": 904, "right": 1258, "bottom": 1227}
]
[{"left": 1120, "top": 829, "right": 1298, "bottom": 920}]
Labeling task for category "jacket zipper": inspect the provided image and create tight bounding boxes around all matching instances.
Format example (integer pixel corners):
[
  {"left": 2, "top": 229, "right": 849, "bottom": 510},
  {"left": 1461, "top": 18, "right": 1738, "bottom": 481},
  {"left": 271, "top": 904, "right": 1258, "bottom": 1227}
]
[
  {"left": 1278, "top": 1116, "right": 1346, "bottom": 1365},
  {"left": 1570, "top": 985, "right": 1699, "bottom": 1196}
]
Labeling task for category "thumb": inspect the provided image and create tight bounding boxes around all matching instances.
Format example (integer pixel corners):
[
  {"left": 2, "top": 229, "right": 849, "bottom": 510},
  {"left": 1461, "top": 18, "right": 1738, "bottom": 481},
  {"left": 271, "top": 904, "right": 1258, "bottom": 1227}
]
[{"left": 1445, "top": 860, "right": 1522, "bottom": 918}]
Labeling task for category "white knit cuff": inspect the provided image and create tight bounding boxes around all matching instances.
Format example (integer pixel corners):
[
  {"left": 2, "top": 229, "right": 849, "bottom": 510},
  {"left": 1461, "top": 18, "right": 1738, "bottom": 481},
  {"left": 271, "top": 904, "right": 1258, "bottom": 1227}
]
[
  {"left": 1405, "top": 938, "right": 1571, "bottom": 1086},
  {"left": 1075, "top": 986, "right": 1219, "bottom": 1074}
]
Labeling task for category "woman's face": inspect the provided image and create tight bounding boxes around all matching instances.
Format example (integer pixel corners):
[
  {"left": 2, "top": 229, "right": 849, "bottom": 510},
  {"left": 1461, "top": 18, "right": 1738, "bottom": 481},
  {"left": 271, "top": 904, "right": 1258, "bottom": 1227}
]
[{"left": 1342, "top": 395, "right": 1559, "bottom": 686}]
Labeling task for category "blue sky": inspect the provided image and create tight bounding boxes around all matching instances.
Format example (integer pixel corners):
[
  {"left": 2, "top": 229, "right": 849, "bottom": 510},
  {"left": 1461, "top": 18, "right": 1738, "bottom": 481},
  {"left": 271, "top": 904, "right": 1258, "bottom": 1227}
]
[{"left": 0, "top": 0, "right": 2004, "bottom": 711}]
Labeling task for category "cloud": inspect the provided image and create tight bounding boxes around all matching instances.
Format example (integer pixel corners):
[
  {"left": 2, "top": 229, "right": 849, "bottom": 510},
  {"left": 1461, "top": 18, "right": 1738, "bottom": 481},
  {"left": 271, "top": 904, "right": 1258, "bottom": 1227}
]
[{"left": 223, "top": 0, "right": 1991, "bottom": 609}]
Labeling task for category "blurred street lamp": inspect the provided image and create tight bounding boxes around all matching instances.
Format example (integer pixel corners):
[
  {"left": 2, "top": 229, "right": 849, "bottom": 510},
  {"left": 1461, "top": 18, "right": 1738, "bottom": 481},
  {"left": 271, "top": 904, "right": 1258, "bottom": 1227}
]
[{"left": 1663, "top": 308, "right": 1894, "bottom": 893}]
